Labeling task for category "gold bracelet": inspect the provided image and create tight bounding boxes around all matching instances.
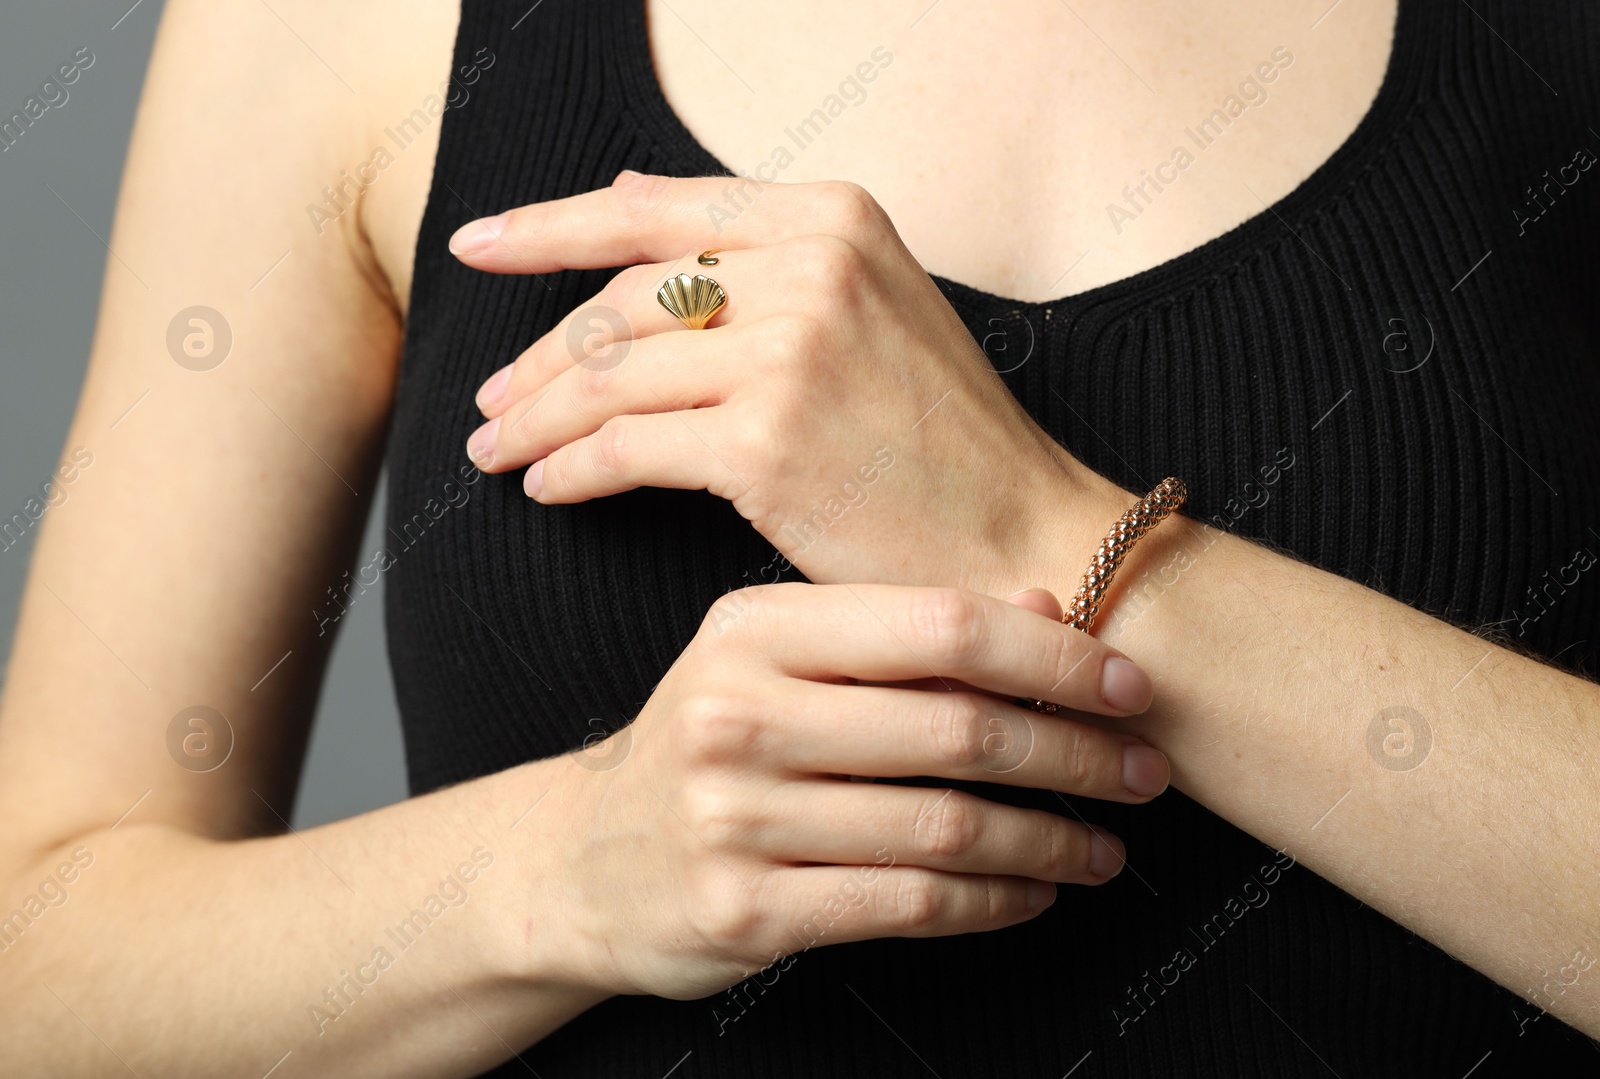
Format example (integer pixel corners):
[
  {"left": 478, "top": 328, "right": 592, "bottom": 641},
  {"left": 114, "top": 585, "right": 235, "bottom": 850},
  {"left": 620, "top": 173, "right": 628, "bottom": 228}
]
[{"left": 1031, "top": 476, "right": 1187, "bottom": 715}]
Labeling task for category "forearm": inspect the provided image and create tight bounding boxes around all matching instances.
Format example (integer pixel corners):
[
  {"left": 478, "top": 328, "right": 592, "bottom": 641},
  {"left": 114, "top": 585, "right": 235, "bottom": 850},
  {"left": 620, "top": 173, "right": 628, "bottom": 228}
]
[
  {"left": 1042, "top": 476, "right": 1600, "bottom": 1035},
  {"left": 0, "top": 756, "right": 608, "bottom": 1078}
]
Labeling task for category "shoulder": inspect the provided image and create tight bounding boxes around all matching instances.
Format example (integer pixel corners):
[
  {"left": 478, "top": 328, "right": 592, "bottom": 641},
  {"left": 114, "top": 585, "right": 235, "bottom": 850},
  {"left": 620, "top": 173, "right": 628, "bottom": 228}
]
[{"left": 145, "top": 0, "right": 461, "bottom": 312}]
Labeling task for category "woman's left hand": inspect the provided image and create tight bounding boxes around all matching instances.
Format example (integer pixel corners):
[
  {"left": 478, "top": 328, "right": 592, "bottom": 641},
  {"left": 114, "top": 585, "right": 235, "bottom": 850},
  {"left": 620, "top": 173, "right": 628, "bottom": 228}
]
[{"left": 453, "top": 170, "right": 1125, "bottom": 592}]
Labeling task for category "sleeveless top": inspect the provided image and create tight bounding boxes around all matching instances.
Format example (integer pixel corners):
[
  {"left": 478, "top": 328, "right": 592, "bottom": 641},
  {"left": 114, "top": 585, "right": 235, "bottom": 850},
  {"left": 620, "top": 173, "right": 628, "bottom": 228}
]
[{"left": 386, "top": 1, "right": 1600, "bottom": 1074}]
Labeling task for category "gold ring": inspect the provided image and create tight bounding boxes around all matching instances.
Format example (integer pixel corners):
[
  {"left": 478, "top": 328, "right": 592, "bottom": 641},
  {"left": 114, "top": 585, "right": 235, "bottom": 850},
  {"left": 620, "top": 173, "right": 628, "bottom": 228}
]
[
  {"left": 656, "top": 271, "right": 727, "bottom": 330},
  {"left": 697, "top": 249, "right": 721, "bottom": 265}
]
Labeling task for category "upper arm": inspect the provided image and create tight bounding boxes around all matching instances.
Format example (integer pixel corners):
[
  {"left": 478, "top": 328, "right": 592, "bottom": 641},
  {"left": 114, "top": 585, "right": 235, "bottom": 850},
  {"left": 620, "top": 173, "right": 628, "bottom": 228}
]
[{"left": 0, "top": 0, "right": 409, "bottom": 860}]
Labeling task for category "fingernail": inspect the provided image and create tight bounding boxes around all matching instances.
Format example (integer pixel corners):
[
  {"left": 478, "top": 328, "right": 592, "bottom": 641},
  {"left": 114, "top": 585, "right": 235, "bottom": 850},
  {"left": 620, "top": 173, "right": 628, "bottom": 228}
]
[
  {"left": 524, "top": 458, "right": 545, "bottom": 498},
  {"left": 1100, "top": 656, "right": 1154, "bottom": 713},
  {"left": 1088, "top": 827, "right": 1126, "bottom": 880},
  {"left": 1027, "top": 879, "right": 1057, "bottom": 911},
  {"left": 466, "top": 416, "right": 500, "bottom": 466},
  {"left": 1122, "top": 744, "right": 1170, "bottom": 798},
  {"left": 449, "top": 212, "right": 508, "bottom": 256},
  {"left": 477, "top": 364, "right": 512, "bottom": 410}
]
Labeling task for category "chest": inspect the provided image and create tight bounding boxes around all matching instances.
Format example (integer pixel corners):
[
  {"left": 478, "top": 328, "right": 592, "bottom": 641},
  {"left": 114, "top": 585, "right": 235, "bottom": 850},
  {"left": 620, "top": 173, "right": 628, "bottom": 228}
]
[
  {"left": 387, "top": 0, "right": 1600, "bottom": 798},
  {"left": 646, "top": 0, "right": 1397, "bottom": 300}
]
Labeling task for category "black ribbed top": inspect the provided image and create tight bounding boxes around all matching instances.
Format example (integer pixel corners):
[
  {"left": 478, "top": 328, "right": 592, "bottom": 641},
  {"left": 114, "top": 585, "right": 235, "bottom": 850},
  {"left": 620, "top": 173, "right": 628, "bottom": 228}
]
[{"left": 385, "top": 1, "right": 1600, "bottom": 1074}]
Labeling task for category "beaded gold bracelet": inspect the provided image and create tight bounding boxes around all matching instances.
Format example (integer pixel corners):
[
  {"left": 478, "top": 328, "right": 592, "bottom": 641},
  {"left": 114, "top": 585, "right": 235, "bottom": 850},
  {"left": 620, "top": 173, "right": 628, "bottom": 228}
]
[{"left": 1030, "top": 476, "right": 1188, "bottom": 715}]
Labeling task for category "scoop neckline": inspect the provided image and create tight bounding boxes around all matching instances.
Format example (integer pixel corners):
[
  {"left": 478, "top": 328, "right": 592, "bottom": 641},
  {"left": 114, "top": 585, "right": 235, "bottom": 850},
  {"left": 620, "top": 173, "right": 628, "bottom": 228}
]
[{"left": 609, "top": 0, "right": 1420, "bottom": 312}]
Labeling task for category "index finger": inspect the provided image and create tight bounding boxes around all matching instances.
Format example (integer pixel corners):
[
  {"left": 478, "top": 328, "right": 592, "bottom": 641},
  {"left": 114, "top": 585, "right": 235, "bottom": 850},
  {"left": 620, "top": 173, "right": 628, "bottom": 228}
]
[
  {"left": 446, "top": 172, "right": 896, "bottom": 273},
  {"left": 711, "top": 583, "right": 1155, "bottom": 717}
]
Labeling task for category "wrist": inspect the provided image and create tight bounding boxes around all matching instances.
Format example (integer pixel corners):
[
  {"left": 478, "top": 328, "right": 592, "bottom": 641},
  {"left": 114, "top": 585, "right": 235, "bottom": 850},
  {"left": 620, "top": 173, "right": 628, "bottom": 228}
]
[
  {"left": 1052, "top": 469, "right": 1214, "bottom": 654},
  {"left": 1012, "top": 452, "right": 1207, "bottom": 652},
  {"left": 488, "top": 757, "right": 619, "bottom": 1001},
  {"left": 1004, "top": 445, "right": 1135, "bottom": 602}
]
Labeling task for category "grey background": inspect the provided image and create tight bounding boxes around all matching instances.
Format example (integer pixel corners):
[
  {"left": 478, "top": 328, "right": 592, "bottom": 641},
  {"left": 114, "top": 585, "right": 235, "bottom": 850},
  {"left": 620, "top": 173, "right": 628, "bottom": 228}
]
[{"left": 0, "top": 0, "right": 408, "bottom": 829}]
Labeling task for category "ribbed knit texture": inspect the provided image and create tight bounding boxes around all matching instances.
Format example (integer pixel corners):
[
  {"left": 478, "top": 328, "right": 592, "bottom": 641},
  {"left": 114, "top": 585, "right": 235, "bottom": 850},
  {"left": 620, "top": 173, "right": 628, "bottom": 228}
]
[{"left": 386, "top": 1, "right": 1600, "bottom": 1074}]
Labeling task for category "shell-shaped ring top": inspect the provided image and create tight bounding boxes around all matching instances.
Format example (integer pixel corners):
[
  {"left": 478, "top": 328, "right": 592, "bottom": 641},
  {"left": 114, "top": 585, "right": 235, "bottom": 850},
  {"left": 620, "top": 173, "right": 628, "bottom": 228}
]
[{"left": 656, "top": 273, "right": 727, "bottom": 330}]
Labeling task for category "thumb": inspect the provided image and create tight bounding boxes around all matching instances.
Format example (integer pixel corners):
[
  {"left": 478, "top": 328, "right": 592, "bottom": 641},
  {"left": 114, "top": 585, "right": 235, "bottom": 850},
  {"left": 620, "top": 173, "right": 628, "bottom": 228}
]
[{"left": 1003, "top": 587, "right": 1064, "bottom": 622}]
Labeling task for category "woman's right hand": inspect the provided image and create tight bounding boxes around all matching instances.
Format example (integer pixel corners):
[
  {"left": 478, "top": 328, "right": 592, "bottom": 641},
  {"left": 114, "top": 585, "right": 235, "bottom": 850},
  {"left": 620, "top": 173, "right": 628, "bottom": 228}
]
[{"left": 538, "top": 581, "right": 1169, "bottom": 1001}]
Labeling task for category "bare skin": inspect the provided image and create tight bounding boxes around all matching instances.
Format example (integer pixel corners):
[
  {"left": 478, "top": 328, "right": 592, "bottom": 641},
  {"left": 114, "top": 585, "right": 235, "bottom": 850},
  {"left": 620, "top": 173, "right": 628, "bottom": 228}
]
[
  {"left": 13, "top": 2, "right": 1591, "bottom": 1079},
  {"left": 365, "top": 0, "right": 1396, "bottom": 308}
]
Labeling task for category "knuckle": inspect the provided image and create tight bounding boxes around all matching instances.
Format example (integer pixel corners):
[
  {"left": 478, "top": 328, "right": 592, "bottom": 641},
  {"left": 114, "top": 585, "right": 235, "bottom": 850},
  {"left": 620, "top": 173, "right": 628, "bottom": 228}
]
[
  {"left": 505, "top": 394, "right": 540, "bottom": 442},
  {"left": 505, "top": 346, "right": 536, "bottom": 385},
  {"left": 790, "top": 233, "right": 869, "bottom": 286},
  {"left": 1048, "top": 630, "right": 1093, "bottom": 701},
  {"left": 914, "top": 790, "right": 979, "bottom": 860},
  {"left": 542, "top": 446, "right": 574, "bottom": 493},
  {"left": 732, "top": 402, "right": 780, "bottom": 460},
  {"left": 703, "top": 590, "right": 751, "bottom": 639},
  {"left": 496, "top": 205, "right": 542, "bottom": 245},
  {"left": 699, "top": 802, "right": 754, "bottom": 853},
  {"left": 695, "top": 878, "right": 764, "bottom": 952},
  {"left": 984, "top": 876, "right": 1021, "bottom": 923},
  {"left": 887, "top": 871, "right": 943, "bottom": 932},
  {"left": 981, "top": 875, "right": 1002, "bottom": 922},
  {"left": 589, "top": 417, "right": 631, "bottom": 481},
  {"left": 678, "top": 779, "right": 754, "bottom": 852},
  {"left": 572, "top": 360, "right": 615, "bottom": 404},
  {"left": 928, "top": 695, "right": 988, "bottom": 769},
  {"left": 905, "top": 588, "right": 986, "bottom": 665},
  {"left": 611, "top": 171, "right": 674, "bottom": 228},
  {"left": 1058, "top": 724, "right": 1098, "bottom": 790},
  {"left": 749, "top": 400, "right": 799, "bottom": 468},
  {"left": 605, "top": 263, "right": 656, "bottom": 298},
  {"left": 1039, "top": 818, "right": 1087, "bottom": 879},
  {"left": 763, "top": 311, "right": 825, "bottom": 365},
  {"left": 700, "top": 582, "right": 786, "bottom": 641},
  {"left": 815, "top": 180, "right": 883, "bottom": 238},
  {"left": 677, "top": 693, "right": 761, "bottom": 764}
]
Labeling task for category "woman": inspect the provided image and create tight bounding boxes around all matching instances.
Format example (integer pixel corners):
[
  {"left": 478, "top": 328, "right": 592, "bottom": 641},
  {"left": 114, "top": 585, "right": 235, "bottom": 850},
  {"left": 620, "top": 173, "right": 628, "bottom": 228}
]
[{"left": 1, "top": 0, "right": 1596, "bottom": 1075}]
